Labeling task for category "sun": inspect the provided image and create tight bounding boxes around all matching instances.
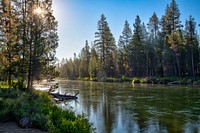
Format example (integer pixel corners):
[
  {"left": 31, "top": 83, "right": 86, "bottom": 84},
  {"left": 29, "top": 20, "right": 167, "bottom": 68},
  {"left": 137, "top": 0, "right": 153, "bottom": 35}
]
[{"left": 34, "top": 7, "right": 43, "bottom": 15}]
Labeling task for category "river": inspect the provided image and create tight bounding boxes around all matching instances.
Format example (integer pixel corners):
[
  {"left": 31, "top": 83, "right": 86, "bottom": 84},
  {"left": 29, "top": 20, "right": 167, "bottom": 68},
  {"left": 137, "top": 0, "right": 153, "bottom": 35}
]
[{"left": 56, "top": 80, "right": 200, "bottom": 133}]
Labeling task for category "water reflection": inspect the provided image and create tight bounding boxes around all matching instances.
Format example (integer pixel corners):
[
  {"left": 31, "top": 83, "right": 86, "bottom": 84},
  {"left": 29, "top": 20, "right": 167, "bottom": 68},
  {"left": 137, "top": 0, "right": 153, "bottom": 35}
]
[{"left": 58, "top": 80, "right": 200, "bottom": 133}]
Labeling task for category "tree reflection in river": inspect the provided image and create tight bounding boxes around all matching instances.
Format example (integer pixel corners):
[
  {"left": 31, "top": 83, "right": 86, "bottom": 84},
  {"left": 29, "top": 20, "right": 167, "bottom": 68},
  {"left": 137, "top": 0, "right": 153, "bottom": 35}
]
[{"left": 58, "top": 80, "right": 200, "bottom": 133}]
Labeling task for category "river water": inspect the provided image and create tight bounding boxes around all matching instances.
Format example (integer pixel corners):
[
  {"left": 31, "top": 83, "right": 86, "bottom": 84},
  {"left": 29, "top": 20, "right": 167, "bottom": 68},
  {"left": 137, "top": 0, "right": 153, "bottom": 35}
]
[{"left": 56, "top": 80, "right": 200, "bottom": 133}]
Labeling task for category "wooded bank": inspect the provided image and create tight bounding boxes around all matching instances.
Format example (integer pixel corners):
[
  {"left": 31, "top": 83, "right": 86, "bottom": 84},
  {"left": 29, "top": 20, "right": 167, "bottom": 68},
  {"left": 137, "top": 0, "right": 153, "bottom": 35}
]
[{"left": 58, "top": 0, "right": 200, "bottom": 80}]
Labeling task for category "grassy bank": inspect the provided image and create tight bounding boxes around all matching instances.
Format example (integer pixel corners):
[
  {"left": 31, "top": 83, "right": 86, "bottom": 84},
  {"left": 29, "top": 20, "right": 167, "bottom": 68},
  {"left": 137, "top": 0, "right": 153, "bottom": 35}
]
[
  {"left": 132, "top": 77, "right": 200, "bottom": 85},
  {"left": 0, "top": 87, "right": 94, "bottom": 133},
  {"left": 76, "top": 76, "right": 200, "bottom": 85}
]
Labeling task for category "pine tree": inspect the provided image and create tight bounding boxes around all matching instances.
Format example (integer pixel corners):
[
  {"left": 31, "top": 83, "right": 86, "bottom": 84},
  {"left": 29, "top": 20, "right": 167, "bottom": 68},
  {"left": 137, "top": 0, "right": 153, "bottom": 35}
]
[
  {"left": 168, "top": 0, "right": 183, "bottom": 76},
  {"left": 147, "top": 12, "right": 159, "bottom": 76},
  {"left": 147, "top": 12, "right": 159, "bottom": 40},
  {"left": 141, "top": 22, "right": 148, "bottom": 76},
  {"left": 168, "top": 29, "right": 183, "bottom": 76},
  {"left": 160, "top": 0, "right": 182, "bottom": 76},
  {"left": 185, "top": 15, "right": 199, "bottom": 76},
  {"left": 0, "top": 0, "right": 19, "bottom": 85},
  {"left": 117, "top": 20, "right": 132, "bottom": 76},
  {"left": 129, "top": 15, "right": 146, "bottom": 77},
  {"left": 160, "top": 14, "right": 172, "bottom": 76},
  {"left": 169, "top": 0, "right": 182, "bottom": 32},
  {"left": 79, "top": 40, "right": 90, "bottom": 78},
  {"left": 89, "top": 48, "right": 99, "bottom": 78},
  {"left": 94, "top": 14, "right": 116, "bottom": 77}
]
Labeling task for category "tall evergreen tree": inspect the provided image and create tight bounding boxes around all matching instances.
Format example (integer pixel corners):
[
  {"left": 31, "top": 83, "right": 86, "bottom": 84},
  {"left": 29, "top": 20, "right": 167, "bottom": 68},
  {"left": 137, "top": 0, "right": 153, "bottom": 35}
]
[
  {"left": 185, "top": 15, "right": 199, "bottom": 76},
  {"left": 147, "top": 12, "right": 159, "bottom": 76},
  {"left": 160, "top": 14, "right": 172, "bottom": 76},
  {"left": 117, "top": 20, "right": 132, "bottom": 76},
  {"left": 129, "top": 15, "right": 146, "bottom": 77},
  {"left": 0, "top": 0, "right": 19, "bottom": 85},
  {"left": 168, "top": 0, "right": 183, "bottom": 76},
  {"left": 169, "top": 0, "right": 182, "bottom": 32},
  {"left": 89, "top": 47, "right": 99, "bottom": 78},
  {"left": 79, "top": 40, "right": 90, "bottom": 78},
  {"left": 168, "top": 29, "right": 184, "bottom": 76},
  {"left": 160, "top": 0, "right": 182, "bottom": 76},
  {"left": 94, "top": 14, "right": 116, "bottom": 77}
]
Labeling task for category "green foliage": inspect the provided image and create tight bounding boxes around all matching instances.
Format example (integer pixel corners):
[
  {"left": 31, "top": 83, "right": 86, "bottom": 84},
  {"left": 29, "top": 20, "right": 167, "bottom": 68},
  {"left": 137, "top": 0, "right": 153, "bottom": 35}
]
[
  {"left": 83, "top": 77, "right": 90, "bottom": 81},
  {"left": 0, "top": 88, "right": 94, "bottom": 132},
  {"left": 89, "top": 77, "right": 98, "bottom": 81},
  {"left": 47, "top": 108, "right": 92, "bottom": 133},
  {"left": 132, "top": 77, "right": 141, "bottom": 83},
  {"left": 0, "top": 82, "right": 10, "bottom": 88},
  {"left": 104, "top": 78, "right": 120, "bottom": 82},
  {"left": 150, "top": 77, "right": 200, "bottom": 85},
  {"left": 11, "top": 77, "right": 26, "bottom": 90},
  {"left": 118, "top": 20, "right": 132, "bottom": 76},
  {"left": 94, "top": 14, "right": 117, "bottom": 77},
  {"left": 140, "top": 78, "right": 149, "bottom": 83},
  {"left": 121, "top": 75, "right": 132, "bottom": 82}
]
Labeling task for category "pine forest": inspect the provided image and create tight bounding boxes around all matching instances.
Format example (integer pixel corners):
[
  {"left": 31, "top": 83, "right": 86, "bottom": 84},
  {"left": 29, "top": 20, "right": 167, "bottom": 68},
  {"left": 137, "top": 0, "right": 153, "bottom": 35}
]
[{"left": 58, "top": 0, "right": 200, "bottom": 80}]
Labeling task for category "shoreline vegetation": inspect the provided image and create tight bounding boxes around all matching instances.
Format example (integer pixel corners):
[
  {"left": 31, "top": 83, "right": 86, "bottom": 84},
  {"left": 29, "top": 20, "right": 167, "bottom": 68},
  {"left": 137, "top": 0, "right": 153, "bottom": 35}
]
[
  {"left": 0, "top": 82, "right": 94, "bottom": 133},
  {"left": 72, "top": 76, "right": 200, "bottom": 86}
]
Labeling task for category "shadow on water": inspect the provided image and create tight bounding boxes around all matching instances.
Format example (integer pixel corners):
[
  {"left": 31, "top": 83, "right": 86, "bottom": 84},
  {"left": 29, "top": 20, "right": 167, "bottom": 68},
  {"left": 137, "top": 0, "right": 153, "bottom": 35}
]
[{"left": 58, "top": 80, "right": 200, "bottom": 133}]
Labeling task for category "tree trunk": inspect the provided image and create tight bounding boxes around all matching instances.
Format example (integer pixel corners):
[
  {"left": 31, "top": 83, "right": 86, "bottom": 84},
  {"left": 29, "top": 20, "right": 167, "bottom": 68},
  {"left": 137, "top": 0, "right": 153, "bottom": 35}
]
[{"left": 191, "top": 46, "right": 195, "bottom": 77}]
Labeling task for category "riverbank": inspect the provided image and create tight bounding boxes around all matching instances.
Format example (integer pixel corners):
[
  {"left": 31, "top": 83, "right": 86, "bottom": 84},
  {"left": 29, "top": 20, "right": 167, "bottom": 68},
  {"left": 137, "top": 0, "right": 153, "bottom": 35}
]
[{"left": 74, "top": 76, "right": 200, "bottom": 85}]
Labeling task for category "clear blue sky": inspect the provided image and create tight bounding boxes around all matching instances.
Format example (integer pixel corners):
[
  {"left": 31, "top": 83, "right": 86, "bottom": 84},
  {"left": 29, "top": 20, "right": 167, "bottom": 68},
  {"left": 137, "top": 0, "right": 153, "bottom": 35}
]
[{"left": 52, "top": 0, "right": 200, "bottom": 60}]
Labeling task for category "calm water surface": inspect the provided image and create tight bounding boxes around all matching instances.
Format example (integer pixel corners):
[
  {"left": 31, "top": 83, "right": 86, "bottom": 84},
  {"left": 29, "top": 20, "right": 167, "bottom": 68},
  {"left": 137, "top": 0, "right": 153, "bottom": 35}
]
[{"left": 57, "top": 80, "right": 200, "bottom": 133}]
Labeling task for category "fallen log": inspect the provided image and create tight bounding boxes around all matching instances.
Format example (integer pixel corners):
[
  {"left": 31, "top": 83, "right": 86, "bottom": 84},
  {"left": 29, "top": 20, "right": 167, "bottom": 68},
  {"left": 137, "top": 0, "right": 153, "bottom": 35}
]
[{"left": 50, "top": 91, "right": 79, "bottom": 100}]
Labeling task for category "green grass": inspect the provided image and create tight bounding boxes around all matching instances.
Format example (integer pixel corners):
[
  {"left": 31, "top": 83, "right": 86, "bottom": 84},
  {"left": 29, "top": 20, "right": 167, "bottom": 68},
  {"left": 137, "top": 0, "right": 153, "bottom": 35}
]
[{"left": 0, "top": 88, "right": 94, "bottom": 133}]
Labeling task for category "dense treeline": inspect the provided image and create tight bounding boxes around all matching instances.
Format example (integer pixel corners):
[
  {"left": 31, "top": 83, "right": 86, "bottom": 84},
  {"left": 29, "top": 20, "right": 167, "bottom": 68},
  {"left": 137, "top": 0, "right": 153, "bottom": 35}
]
[
  {"left": 0, "top": 0, "right": 58, "bottom": 89},
  {"left": 58, "top": 0, "right": 200, "bottom": 79}
]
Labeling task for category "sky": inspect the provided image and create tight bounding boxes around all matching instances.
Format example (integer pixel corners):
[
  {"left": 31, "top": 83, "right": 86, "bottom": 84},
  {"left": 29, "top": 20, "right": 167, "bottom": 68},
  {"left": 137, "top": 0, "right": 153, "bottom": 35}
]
[{"left": 52, "top": 0, "right": 200, "bottom": 60}]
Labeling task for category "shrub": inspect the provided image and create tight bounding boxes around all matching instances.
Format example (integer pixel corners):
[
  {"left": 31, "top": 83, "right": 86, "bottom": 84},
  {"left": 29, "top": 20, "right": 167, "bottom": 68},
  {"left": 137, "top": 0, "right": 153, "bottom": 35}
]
[
  {"left": 104, "top": 78, "right": 120, "bottom": 82},
  {"left": 89, "top": 77, "right": 98, "bottom": 81},
  {"left": 132, "top": 77, "right": 141, "bottom": 83},
  {"left": 83, "top": 77, "right": 90, "bottom": 81},
  {"left": 121, "top": 75, "right": 131, "bottom": 82}
]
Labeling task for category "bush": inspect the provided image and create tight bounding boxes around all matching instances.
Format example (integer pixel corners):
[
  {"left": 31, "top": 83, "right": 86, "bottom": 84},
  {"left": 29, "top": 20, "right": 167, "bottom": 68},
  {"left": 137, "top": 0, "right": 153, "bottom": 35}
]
[
  {"left": 121, "top": 75, "right": 131, "bottom": 82},
  {"left": 83, "top": 77, "right": 90, "bottom": 81},
  {"left": 132, "top": 77, "right": 141, "bottom": 83},
  {"left": 104, "top": 78, "right": 120, "bottom": 82},
  {"left": 0, "top": 82, "right": 9, "bottom": 88},
  {"left": 89, "top": 77, "right": 98, "bottom": 81}
]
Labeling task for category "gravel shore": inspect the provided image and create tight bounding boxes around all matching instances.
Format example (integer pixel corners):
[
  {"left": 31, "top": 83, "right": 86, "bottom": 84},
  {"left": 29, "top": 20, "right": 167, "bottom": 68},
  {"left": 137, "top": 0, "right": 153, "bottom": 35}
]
[{"left": 0, "top": 122, "right": 47, "bottom": 133}]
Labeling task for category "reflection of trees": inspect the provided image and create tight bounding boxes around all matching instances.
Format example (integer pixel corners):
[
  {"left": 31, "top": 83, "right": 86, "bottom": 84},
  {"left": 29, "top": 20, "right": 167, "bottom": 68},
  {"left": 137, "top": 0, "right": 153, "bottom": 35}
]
[
  {"left": 103, "top": 96, "right": 115, "bottom": 133},
  {"left": 128, "top": 85, "right": 200, "bottom": 132},
  {"left": 62, "top": 81, "right": 200, "bottom": 133},
  {"left": 79, "top": 81, "right": 116, "bottom": 132}
]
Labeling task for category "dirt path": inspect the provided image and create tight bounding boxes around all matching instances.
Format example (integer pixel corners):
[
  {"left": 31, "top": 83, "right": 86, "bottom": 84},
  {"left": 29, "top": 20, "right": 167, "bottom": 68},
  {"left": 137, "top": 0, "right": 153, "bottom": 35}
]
[{"left": 0, "top": 122, "right": 47, "bottom": 133}]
